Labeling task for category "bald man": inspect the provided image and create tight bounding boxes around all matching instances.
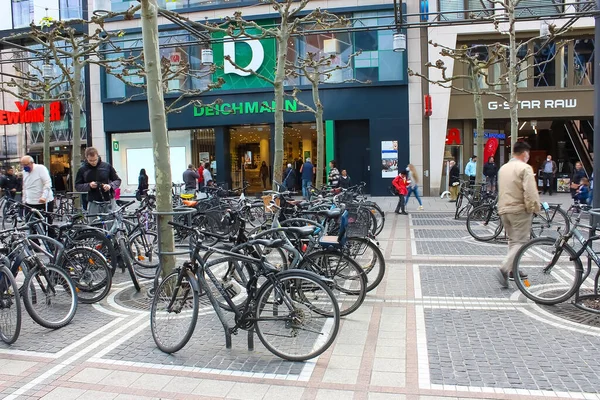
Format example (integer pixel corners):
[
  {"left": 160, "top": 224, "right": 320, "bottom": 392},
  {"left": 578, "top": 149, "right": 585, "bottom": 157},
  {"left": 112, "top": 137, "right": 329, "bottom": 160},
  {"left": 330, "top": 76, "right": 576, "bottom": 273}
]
[{"left": 20, "top": 155, "right": 54, "bottom": 217}]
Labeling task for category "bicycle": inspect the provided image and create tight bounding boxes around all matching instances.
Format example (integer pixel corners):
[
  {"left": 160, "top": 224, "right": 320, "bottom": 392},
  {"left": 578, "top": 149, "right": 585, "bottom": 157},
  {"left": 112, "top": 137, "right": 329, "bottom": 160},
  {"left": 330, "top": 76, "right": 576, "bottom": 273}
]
[
  {"left": 0, "top": 262, "right": 21, "bottom": 344},
  {"left": 150, "top": 220, "right": 341, "bottom": 361}
]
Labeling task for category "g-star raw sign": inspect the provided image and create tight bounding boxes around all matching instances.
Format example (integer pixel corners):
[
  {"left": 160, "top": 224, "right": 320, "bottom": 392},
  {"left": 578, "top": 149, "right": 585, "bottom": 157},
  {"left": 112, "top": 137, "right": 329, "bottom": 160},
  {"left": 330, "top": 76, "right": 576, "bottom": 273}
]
[
  {"left": 488, "top": 99, "right": 577, "bottom": 111},
  {"left": 0, "top": 101, "right": 62, "bottom": 125}
]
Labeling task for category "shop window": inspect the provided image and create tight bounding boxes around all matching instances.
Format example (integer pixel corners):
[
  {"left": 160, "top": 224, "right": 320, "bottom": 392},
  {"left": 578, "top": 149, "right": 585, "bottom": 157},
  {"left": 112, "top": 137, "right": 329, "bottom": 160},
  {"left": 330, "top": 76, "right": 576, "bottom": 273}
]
[
  {"left": 12, "top": 0, "right": 33, "bottom": 29},
  {"left": 534, "top": 41, "right": 556, "bottom": 87},
  {"left": 60, "top": 0, "right": 82, "bottom": 20},
  {"left": 110, "top": 0, "right": 256, "bottom": 12},
  {"left": 574, "top": 39, "right": 594, "bottom": 86},
  {"left": 438, "top": 0, "right": 466, "bottom": 20},
  {"left": 560, "top": 45, "right": 568, "bottom": 88}
]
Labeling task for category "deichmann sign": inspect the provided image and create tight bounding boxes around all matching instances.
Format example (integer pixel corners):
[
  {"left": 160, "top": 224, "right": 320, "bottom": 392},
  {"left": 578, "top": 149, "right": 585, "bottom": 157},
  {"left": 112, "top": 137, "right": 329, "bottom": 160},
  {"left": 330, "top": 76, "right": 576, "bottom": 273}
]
[
  {"left": 0, "top": 101, "right": 61, "bottom": 125},
  {"left": 193, "top": 99, "right": 298, "bottom": 117},
  {"left": 488, "top": 99, "right": 577, "bottom": 111}
]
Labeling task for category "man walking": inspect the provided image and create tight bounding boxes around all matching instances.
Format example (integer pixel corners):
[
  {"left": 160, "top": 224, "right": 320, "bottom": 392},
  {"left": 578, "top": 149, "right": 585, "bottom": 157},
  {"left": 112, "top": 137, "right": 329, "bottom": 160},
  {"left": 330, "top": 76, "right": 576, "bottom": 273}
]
[
  {"left": 183, "top": 164, "right": 199, "bottom": 194},
  {"left": 300, "top": 157, "right": 315, "bottom": 200},
  {"left": 496, "top": 142, "right": 540, "bottom": 288},
  {"left": 21, "top": 155, "right": 54, "bottom": 217},
  {"left": 540, "top": 154, "right": 557, "bottom": 195},
  {"left": 465, "top": 155, "right": 477, "bottom": 185},
  {"left": 75, "top": 147, "right": 121, "bottom": 214}
]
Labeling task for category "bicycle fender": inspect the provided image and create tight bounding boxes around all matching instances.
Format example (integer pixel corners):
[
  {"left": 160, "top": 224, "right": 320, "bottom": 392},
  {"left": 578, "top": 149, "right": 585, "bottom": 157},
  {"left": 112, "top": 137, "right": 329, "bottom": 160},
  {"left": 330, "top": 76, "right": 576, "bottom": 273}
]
[{"left": 185, "top": 270, "right": 200, "bottom": 293}]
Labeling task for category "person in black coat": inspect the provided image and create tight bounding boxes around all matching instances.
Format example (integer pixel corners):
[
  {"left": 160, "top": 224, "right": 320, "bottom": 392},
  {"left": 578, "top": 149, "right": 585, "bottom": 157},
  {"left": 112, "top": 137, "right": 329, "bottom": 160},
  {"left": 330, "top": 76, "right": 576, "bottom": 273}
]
[
  {"left": 1, "top": 166, "right": 21, "bottom": 199},
  {"left": 339, "top": 169, "right": 351, "bottom": 189},
  {"left": 137, "top": 168, "right": 149, "bottom": 200},
  {"left": 570, "top": 161, "right": 587, "bottom": 200},
  {"left": 282, "top": 163, "right": 295, "bottom": 191},
  {"left": 449, "top": 160, "right": 460, "bottom": 202},
  {"left": 75, "top": 147, "right": 121, "bottom": 214},
  {"left": 483, "top": 156, "right": 498, "bottom": 192}
]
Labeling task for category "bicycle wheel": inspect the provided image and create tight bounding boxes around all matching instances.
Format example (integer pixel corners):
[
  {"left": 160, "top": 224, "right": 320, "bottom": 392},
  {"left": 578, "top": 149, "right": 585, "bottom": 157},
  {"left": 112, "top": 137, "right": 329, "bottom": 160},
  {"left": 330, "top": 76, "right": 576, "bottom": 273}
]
[
  {"left": 298, "top": 250, "right": 366, "bottom": 316},
  {"left": 454, "top": 192, "right": 464, "bottom": 219},
  {"left": 254, "top": 269, "right": 340, "bottom": 361},
  {"left": 245, "top": 204, "right": 267, "bottom": 228},
  {"left": 531, "top": 205, "right": 570, "bottom": 239},
  {"left": 0, "top": 265, "right": 21, "bottom": 344},
  {"left": 23, "top": 263, "right": 78, "bottom": 329},
  {"left": 344, "top": 237, "right": 385, "bottom": 292},
  {"left": 365, "top": 202, "right": 385, "bottom": 236},
  {"left": 202, "top": 256, "right": 250, "bottom": 311},
  {"left": 466, "top": 204, "right": 503, "bottom": 242},
  {"left": 73, "top": 230, "right": 116, "bottom": 275},
  {"left": 512, "top": 237, "right": 582, "bottom": 305},
  {"left": 195, "top": 214, "right": 221, "bottom": 247},
  {"left": 61, "top": 247, "right": 112, "bottom": 304},
  {"left": 129, "top": 231, "right": 159, "bottom": 279},
  {"left": 151, "top": 270, "right": 199, "bottom": 353}
]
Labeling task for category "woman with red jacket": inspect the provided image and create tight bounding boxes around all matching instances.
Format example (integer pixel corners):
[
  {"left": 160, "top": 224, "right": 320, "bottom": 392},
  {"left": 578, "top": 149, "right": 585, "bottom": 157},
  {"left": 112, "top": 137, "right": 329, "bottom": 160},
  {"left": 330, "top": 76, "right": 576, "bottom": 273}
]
[{"left": 392, "top": 170, "right": 410, "bottom": 215}]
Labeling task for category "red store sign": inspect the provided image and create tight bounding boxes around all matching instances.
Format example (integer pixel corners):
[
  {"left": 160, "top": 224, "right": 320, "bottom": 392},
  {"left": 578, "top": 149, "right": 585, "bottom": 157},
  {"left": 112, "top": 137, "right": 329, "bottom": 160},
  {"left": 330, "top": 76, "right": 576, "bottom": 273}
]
[{"left": 0, "top": 101, "right": 62, "bottom": 125}]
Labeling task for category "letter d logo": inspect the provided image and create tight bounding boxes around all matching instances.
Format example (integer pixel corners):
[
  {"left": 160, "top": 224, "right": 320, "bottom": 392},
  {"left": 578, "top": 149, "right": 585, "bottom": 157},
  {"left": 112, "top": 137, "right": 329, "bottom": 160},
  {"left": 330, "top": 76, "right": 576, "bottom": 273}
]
[{"left": 223, "top": 36, "right": 265, "bottom": 77}]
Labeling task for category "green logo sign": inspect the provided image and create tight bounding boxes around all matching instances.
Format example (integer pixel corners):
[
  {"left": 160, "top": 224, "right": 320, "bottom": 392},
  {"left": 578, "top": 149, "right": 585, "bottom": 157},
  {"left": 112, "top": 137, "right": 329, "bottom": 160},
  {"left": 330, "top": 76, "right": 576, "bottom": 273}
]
[
  {"left": 112, "top": 141, "right": 119, "bottom": 152},
  {"left": 212, "top": 20, "right": 276, "bottom": 90},
  {"left": 194, "top": 100, "right": 297, "bottom": 117}
]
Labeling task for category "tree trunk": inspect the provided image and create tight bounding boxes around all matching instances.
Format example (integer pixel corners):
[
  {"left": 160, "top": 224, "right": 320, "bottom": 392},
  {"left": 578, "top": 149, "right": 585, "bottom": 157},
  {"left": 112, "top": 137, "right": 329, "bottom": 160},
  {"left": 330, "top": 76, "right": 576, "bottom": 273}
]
[
  {"left": 141, "top": 0, "right": 176, "bottom": 275},
  {"left": 43, "top": 88, "right": 51, "bottom": 169},
  {"left": 272, "top": 24, "right": 289, "bottom": 185},
  {"left": 473, "top": 81, "right": 485, "bottom": 185},
  {"left": 71, "top": 61, "right": 82, "bottom": 191},
  {"left": 507, "top": 0, "right": 519, "bottom": 155},
  {"left": 312, "top": 77, "right": 325, "bottom": 187}
]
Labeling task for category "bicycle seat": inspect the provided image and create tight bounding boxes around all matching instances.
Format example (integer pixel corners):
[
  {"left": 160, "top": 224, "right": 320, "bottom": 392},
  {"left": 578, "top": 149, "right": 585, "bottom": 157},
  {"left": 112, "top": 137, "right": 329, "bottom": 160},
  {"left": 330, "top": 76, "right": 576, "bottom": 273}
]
[
  {"left": 249, "top": 238, "right": 286, "bottom": 248},
  {"left": 316, "top": 209, "right": 342, "bottom": 219},
  {"left": 285, "top": 226, "right": 318, "bottom": 238},
  {"left": 182, "top": 200, "right": 198, "bottom": 207}
]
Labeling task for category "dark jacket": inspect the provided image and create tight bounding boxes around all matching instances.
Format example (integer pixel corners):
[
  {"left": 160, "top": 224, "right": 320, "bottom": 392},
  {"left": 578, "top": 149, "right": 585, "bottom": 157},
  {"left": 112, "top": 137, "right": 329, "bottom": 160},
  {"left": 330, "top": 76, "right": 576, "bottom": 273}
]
[
  {"left": 449, "top": 165, "right": 460, "bottom": 185},
  {"left": 75, "top": 158, "right": 121, "bottom": 202},
  {"left": 283, "top": 167, "right": 295, "bottom": 189},
  {"left": 483, "top": 162, "right": 497, "bottom": 178},
  {"left": 339, "top": 175, "right": 351, "bottom": 189},
  {"left": 182, "top": 168, "right": 199, "bottom": 191},
  {"left": 138, "top": 174, "right": 149, "bottom": 192},
  {"left": 572, "top": 168, "right": 586, "bottom": 185},
  {"left": 1, "top": 174, "right": 21, "bottom": 192}
]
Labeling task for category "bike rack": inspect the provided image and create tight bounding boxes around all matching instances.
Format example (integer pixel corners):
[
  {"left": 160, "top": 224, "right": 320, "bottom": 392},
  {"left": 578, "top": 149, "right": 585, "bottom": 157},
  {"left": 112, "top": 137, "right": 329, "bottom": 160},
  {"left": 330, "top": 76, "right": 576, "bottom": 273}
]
[
  {"left": 152, "top": 206, "right": 254, "bottom": 351},
  {"left": 573, "top": 222, "right": 600, "bottom": 314}
]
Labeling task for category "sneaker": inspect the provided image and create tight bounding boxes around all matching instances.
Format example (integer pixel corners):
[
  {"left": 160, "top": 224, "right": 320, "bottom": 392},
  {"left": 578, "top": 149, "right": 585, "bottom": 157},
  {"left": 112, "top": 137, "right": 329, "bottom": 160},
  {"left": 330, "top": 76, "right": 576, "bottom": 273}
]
[
  {"left": 508, "top": 270, "right": 528, "bottom": 281},
  {"left": 418, "top": 206, "right": 424, "bottom": 210},
  {"left": 495, "top": 269, "right": 509, "bottom": 288},
  {"left": 401, "top": 212, "right": 408, "bottom": 215}
]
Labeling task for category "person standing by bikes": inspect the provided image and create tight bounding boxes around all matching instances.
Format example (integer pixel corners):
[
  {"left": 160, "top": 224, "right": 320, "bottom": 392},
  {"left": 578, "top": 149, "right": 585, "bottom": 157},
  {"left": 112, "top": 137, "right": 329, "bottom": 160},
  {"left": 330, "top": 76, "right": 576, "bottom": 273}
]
[
  {"left": 1, "top": 166, "right": 21, "bottom": 200},
  {"left": 300, "top": 157, "right": 315, "bottom": 200},
  {"left": 328, "top": 160, "right": 340, "bottom": 188},
  {"left": 465, "top": 156, "right": 477, "bottom": 186},
  {"left": 495, "top": 142, "right": 540, "bottom": 288},
  {"left": 137, "top": 168, "right": 149, "bottom": 201},
  {"left": 182, "top": 164, "right": 199, "bottom": 195},
  {"left": 483, "top": 156, "right": 498, "bottom": 192},
  {"left": 449, "top": 160, "right": 460, "bottom": 202},
  {"left": 540, "top": 154, "right": 557, "bottom": 195},
  {"left": 75, "top": 147, "right": 122, "bottom": 215}
]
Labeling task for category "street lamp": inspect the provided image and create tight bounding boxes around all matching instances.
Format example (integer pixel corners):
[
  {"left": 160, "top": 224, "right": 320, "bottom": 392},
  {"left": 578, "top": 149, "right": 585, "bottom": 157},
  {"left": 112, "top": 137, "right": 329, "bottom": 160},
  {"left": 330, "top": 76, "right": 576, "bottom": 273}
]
[
  {"left": 540, "top": 20, "right": 550, "bottom": 37},
  {"left": 42, "top": 62, "right": 54, "bottom": 80},
  {"left": 201, "top": 48, "right": 214, "bottom": 65},
  {"left": 392, "top": 0, "right": 406, "bottom": 52},
  {"left": 92, "top": 0, "right": 111, "bottom": 16}
]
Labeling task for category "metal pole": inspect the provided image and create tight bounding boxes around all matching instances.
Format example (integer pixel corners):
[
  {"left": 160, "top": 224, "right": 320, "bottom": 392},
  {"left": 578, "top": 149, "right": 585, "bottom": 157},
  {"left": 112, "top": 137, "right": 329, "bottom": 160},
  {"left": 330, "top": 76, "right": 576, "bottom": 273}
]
[{"left": 593, "top": 0, "right": 600, "bottom": 209}]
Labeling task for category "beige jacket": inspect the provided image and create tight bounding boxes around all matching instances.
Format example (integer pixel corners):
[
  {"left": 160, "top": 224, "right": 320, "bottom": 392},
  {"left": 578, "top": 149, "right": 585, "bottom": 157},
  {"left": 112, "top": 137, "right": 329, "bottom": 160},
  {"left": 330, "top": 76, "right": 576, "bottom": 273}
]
[{"left": 498, "top": 158, "right": 541, "bottom": 215}]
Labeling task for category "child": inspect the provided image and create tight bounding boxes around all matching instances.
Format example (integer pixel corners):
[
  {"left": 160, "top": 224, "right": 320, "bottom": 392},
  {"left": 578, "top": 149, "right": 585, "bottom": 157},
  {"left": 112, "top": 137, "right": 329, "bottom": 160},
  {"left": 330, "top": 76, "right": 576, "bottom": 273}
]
[
  {"left": 339, "top": 170, "right": 351, "bottom": 189},
  {"left": 575, "top": 177, "right": 590, "bottom": 205},
  {"left": 392, "top": 170, "right": 410, "bottom": 215}
]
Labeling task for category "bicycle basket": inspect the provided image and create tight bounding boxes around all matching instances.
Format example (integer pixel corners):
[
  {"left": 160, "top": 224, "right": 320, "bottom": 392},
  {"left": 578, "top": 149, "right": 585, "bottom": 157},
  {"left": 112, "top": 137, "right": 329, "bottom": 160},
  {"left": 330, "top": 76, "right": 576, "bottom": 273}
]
[{"left": 345, "top": 206, "right": 371, "bottom": 237}]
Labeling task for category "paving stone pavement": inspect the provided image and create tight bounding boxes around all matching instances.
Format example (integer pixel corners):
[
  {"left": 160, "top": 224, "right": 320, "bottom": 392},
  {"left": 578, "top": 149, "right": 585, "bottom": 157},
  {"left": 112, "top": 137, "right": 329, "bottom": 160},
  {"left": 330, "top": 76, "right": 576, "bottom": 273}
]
[{"left": 3, "top": 193, "right": 600, "bottom": 399}]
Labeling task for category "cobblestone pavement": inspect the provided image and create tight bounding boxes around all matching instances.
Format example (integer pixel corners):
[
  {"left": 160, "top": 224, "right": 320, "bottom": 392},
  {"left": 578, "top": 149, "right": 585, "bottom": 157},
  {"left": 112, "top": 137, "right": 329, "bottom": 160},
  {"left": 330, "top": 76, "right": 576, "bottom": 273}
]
[{"left": 2, "top": 193, "right": 600, "bottom": 399}]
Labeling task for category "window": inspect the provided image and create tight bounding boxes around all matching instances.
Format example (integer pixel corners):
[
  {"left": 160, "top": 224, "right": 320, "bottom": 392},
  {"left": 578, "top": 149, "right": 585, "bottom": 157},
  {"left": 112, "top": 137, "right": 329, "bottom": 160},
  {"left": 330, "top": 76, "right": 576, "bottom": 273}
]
[
  {"left": 573, "top": 39, "right": 594, "bottom": 86},
  {"left": 110, "top": 0, "right": 258, "bottom": 12},
  {"left": 438, "top": 0, "right": 466, "bottom": 20},
  {"left": 12, "top": 0, "right": 33, "bottom": 29},
  {"left": 60, "top": 0, "right": 82, "bottom": 20},
  {"left": 534, "top": 41, "right": 556, "bottom": 87}
]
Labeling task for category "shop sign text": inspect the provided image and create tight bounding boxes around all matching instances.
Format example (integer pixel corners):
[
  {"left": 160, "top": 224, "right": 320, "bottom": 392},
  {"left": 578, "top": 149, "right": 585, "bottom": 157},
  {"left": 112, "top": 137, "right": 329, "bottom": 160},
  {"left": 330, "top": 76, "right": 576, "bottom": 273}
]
[
  {"left": 488, "top": 99, "right": 577, "bottom": 111},
  {"left": 0, "top": 101, "right": 62, "bottom": 125},
  {"left": 193, "top": 100, "right": 298, "bottom": 117}
]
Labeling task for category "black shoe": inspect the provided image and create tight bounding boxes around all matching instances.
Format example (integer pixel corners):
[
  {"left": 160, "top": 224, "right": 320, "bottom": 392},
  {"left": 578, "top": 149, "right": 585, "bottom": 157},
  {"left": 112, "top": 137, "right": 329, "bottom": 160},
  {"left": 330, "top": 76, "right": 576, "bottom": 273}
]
[
  {"left": 395, "top": 211, "right": 400, "bottom": 214},
  {"left": 401, "top": 212, "right": 408, "bottom": 215},
  {"left": 496, "top": 269, "right": 509, "bottom": 288},
  {"left": 508, "top": 270, "right": 528, "bottom": 281}
]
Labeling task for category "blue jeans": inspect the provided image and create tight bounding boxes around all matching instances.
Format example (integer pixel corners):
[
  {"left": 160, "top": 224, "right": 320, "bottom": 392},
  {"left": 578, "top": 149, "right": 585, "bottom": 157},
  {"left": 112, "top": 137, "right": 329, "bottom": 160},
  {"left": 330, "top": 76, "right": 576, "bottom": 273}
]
[
  {"left": 302, "top": 179, "right": 312, "bottom": 199},
  {"left": 406, "top": 185, "right": 422, "bottom": 206}
]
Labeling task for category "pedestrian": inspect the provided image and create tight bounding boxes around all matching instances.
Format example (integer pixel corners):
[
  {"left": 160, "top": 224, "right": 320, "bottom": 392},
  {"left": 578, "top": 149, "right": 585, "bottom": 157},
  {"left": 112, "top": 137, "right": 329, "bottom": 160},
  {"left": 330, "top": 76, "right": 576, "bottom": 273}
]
[
  {"left": 495, "top": 142, "right": 540, "bottom": 288},
  {"left": 328, "top": 160, "right": 340, "bottom": 188},
  {"left": 405, "top": 164, "right": 423, "bottom": 210},
  {"left": 75, "top": 147, "right": 122, "bottom": 214},
  {"left": 137, "top": 168, "right": 149, "bottom": 201},
  {"left": 339, "top": 169, "right": 351, "bottom": 189},
  {"left": 294, "top": 157, "right": 303, "bottom": 191},
  {"left": 202, "top": 162, "right": 213, "bottom": 186},
  {"left": 1, "top": 166, "right": 21, "bottom": 199},
  {"left": 182, "top": 164, "right": 199, "bottom": 195},
  {"left": 392, "top": 170, "right": 409, "bottom": 215},
  {"left": 20, "top": 155, "right": 54, "bottom": 223},
  {"left": 465, "top": 156, "right": 477, "bottom": 185},
  {"left": 575, "top": 177, "right": 590, "bottom": 205},
  {"left": 449, "top": 160, "right": 460, "bottom": 202},
  {"left": 570, "top": 161, "right": 586, "bottom": 202},
  {"left": 300, "top": 157, "right": 315, "bottom": 200},
  {"left": 197, "top": 163, "right": 204, "bottom": 191},
  {"left": 282, "top": 163, "right": 295, "bottom": 191},
  {"left": 260, "top": 161, "right": 269, "bottom": 189},
  {"left": 540, "top": 154, "right": 557, "bottom": 195},
  {"left": 483, "top": 156, "right": 498, "bottom": 192},
  {"left": 589, "top": 173, "right": 594, "bottom": 206}
]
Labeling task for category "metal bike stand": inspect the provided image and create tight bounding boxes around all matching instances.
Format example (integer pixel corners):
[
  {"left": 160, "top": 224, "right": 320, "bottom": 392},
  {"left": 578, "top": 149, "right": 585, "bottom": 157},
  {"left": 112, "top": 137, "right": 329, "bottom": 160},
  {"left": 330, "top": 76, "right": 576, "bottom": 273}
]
[
  {"left": 151, "top": 207, "right": 196, "bottom": 294},
  {"left": 573, "top": 223, "right": 600, "bottom": 314}
]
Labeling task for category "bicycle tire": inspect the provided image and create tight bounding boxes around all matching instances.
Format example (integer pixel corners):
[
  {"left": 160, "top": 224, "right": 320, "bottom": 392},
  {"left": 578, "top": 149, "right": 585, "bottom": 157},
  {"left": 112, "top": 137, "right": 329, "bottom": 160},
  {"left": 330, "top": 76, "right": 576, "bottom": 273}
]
[
  {"left": 119, "top": 237, "right": 141, "bottom": 291},
  {"left": 61, "top": 247, "right": 112, "bottom": 304},
  {"left": 129, "top": 231, "right": 159, "bottom": 279},
  {"left": 0, "top": 264, "right": 21, "bottom": 344},
  {"left": 298, "top": 250, "right": 367, "bottom": 316},
  {"left": 151, "top": 270, "right": 199, "bottom": 353},
  {"left": 23, "top": 263, "right": 78, "bottom": 329},
  {"left": 344, "top": 237, "right": 385, "bottom": 292},
  {"left": 73, "top": 230, "right": 116, "bottom": 275},
  {"left": 531, "top": 205, "right": 570, "bottom": 239},
  {"left": 512, "top": 237, "right": 582, "bottom": 305},
  {"left": 254, "top": 269, "right": 340, "bottom": 361},
  {"left": 365, "top": 202, "right": 385, "bottom": 236},
  {"left": 195, "top": 214, "right": 220, "bottom": 247},
  {"left": 467, "top": 204, "right": 503, "bottom": 242}
]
